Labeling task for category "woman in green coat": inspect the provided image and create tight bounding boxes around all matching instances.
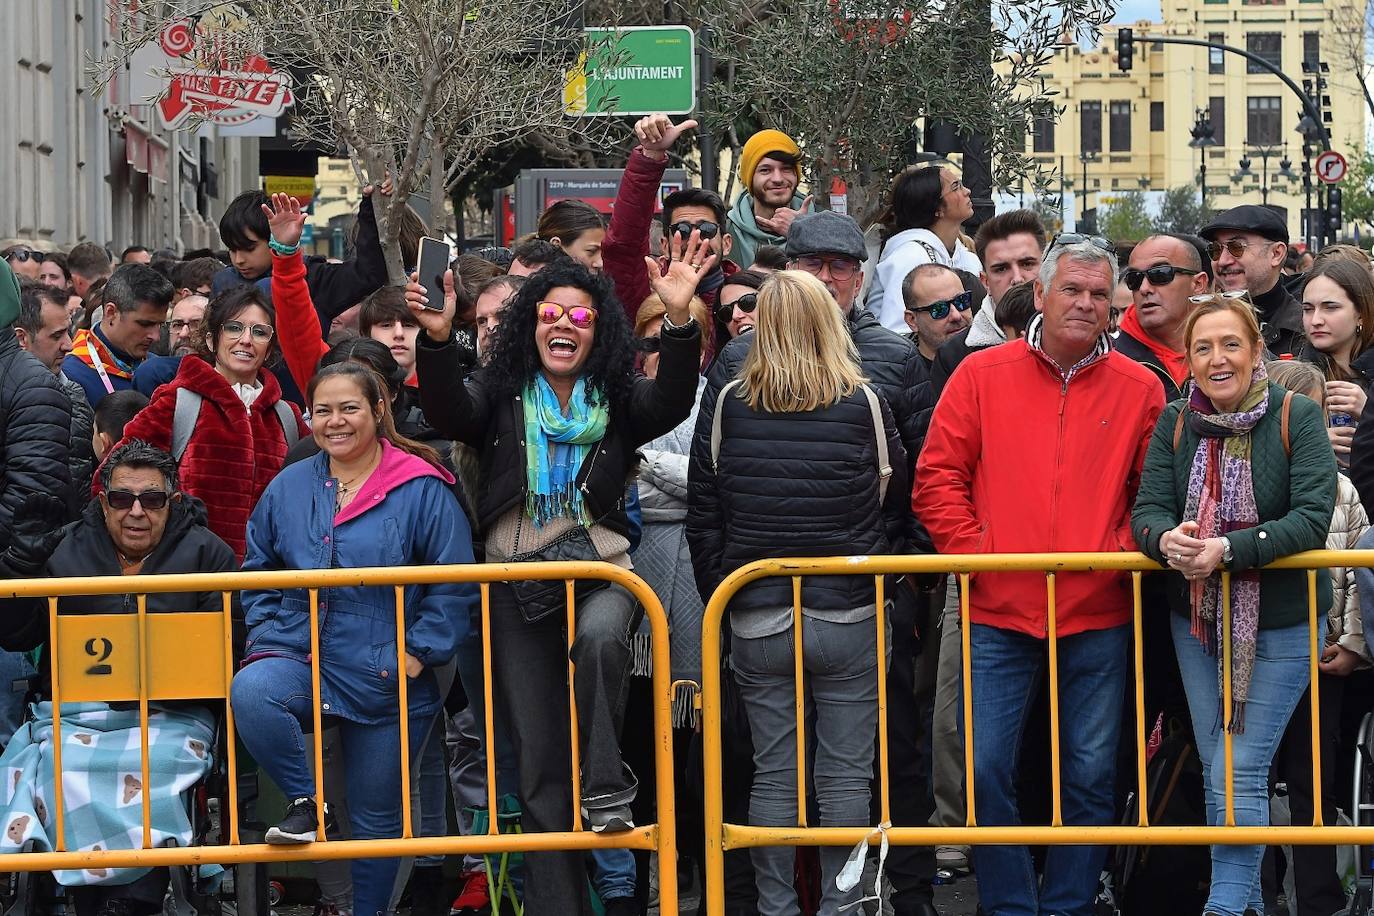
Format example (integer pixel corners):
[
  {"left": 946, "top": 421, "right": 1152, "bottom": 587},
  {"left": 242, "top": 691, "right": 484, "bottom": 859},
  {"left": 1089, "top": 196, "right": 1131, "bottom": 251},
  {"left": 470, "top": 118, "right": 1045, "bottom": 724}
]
[{"left": 1131, "top": 294, "right": 1338, "bottom": 916}]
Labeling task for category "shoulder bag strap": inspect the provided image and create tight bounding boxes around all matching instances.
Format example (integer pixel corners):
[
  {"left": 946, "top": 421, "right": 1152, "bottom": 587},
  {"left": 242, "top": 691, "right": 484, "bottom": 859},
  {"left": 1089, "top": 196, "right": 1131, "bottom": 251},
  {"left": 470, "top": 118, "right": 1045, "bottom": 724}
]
[
  {"left": 273, "top": 400, "right": 300, "bottom": 448},
  {"left": 858, "top": 384, "right": 893, "bottom": 504},
  {"left": 1281, "top": 390, "right": 1293, "bottom": 457},
  {"left": 711, "top": 380, "right": 744, "bottom": 474},
  {"left": 171, "top": 388, "right": 203, "bottom": 462},
  {"left": 1173, "top": 408, "right": 1185, "bottom": 451}
]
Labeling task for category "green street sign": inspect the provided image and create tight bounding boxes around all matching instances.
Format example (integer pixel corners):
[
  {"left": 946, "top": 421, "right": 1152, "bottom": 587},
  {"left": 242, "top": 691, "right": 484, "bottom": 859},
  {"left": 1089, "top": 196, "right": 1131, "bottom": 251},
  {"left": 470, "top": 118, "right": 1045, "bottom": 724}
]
[{"left": 564, "top": 26, "right": 696, "bottom": 117}]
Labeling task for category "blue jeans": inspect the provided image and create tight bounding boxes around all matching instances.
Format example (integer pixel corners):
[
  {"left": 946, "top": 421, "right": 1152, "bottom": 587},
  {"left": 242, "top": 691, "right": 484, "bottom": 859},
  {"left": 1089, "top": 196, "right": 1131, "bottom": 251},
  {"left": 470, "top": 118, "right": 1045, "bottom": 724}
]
[
  {"left": 1172, "top": 614, "right": 1316, "bottom": 916},
  {"left": 0, "top": 651, "right": 34, "bottom": 750},
  {"left": 732, "top": 616, "right": 883, "bottom": 916},
  {"left": 965, "top": 622, "right": 1129, "bottom": 916},
  {"left": 231, "top": 657, "right": 433, "bottom": 916}
]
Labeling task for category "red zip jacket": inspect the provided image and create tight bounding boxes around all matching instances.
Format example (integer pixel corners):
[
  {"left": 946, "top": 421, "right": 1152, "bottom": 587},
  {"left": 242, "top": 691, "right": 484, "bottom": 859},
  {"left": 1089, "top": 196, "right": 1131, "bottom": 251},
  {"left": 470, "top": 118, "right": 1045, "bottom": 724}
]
[
  {"left": 271, "top": 250, "right": 330, "bottom": 396},
  {"left": 913, "top": 336, "right": 1165, "bottom": 637}
]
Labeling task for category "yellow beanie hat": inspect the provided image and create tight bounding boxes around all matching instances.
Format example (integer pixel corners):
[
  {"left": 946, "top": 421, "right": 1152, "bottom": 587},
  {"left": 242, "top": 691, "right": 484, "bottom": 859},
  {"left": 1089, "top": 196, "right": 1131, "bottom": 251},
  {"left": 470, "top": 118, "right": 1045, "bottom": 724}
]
[{"left": 738, "top": 129, "right": 801, "bottom": 187}]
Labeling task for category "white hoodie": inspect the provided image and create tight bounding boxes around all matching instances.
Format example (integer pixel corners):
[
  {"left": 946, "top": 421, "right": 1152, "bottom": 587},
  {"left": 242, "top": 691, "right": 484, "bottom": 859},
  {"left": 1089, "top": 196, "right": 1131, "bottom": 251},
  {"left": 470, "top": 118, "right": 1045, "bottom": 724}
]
[{"left": 865, "top": 227, "right": 983, "bottom": 334}]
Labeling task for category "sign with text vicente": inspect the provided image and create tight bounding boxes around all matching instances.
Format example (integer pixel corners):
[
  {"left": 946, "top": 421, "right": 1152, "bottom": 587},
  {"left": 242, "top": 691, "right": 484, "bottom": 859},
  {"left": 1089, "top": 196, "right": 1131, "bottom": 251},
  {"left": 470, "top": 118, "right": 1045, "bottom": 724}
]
[{"left": 564, "top": 26, "right": 696, "bottom": 117}]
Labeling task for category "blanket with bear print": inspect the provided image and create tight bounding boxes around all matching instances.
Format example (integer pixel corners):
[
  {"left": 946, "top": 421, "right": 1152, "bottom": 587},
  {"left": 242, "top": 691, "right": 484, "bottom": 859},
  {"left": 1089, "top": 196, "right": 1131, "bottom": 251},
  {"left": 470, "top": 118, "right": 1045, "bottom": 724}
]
[{"left": 0, "top": 701, "right": 215, "bottom": 886}]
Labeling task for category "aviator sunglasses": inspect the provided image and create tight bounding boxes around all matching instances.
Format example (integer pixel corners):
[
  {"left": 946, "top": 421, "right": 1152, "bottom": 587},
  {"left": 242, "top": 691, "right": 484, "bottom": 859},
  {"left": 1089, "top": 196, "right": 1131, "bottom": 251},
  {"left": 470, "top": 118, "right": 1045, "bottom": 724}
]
[{"left": 537, "top": 301, "right": 599, "bottom": 329}]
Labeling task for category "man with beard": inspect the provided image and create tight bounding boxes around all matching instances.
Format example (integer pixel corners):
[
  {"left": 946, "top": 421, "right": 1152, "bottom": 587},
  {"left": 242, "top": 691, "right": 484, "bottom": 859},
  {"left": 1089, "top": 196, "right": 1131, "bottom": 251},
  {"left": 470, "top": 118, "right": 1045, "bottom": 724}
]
[
  {"left": 1200, "top": 204, "right": 1306, "bottom": 356},
  {"left": 724, "top": 129, "right": 811, "bottom": 270}
]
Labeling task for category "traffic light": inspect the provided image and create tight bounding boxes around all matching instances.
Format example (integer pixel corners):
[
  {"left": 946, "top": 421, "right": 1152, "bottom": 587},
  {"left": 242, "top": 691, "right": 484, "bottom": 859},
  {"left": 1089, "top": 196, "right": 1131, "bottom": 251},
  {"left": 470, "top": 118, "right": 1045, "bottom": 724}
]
[
  {"left": 1328, "top": 186, "right": 1343, "bottom": 235},
  {"left": 1117, "top": 27, "right": 1134, "bottom": 72}
]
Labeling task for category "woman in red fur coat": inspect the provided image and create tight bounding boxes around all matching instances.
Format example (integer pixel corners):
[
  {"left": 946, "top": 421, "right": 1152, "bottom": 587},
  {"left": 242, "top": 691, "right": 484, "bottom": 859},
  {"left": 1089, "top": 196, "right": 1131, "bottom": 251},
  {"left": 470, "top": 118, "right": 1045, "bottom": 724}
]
[{"left": 113, "top": 284, "right": 310, "bottom": 560}]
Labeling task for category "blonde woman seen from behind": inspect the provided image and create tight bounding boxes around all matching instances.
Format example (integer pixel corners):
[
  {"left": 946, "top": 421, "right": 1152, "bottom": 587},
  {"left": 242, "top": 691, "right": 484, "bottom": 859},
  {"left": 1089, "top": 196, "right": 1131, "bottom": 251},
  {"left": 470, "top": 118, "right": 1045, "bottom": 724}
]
[{"left": 686, "top": 270, "right": 910, "bottom": 916}]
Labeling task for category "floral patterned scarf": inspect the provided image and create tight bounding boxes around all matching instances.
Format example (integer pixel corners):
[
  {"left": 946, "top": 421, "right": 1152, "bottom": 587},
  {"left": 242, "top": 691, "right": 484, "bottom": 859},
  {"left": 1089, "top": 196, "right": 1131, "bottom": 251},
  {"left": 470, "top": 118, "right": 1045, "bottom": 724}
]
[{"left": 1182, "top": 362, "right": 1269, "bottom": 733}]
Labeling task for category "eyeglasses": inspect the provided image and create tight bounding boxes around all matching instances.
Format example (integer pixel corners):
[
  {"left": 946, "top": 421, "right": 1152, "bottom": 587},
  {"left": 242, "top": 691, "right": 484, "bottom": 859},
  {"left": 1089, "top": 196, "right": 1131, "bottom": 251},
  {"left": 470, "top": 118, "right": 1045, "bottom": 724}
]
[
  {"left": 3, "top": 248, "right": 41, "bottom": 263},
  {"left": 714, "top": 293, "right": 758, "bottom": 325},
  {"left": 1206, "top": 238, "right": 1261, "bottom": 261},
  {"left": 908, "top": 290, "right": 973, "bottom": 320},
  {"left": 105, "top": 489, "right": 170, "bottom": 511},
  {"left": 1121, "top": 264, "right": 1201, "bottom": 291},
  {"left": 537, "top": 301, "right": 598, "bottom": 329},
  {"left": 222, "top": 320, "right": 275, "bottom": 341},
  {"left": 1049, "top": 233, "right": 1114, "bottom": 254},
  {"left": 168, "top": 319, "right": 198, "bottom": 332},
  {"left": 669, "top": 220, "right": 719, "bottom": 241},
  {"left": 636, "top": 335, "right": 661, "bottom": 355},
  {"left": 793, "top": 255, "right": 861, "bottom": 281},
  {"left": 1188, "top": 290, "right": 1252, "bottom": 305}
]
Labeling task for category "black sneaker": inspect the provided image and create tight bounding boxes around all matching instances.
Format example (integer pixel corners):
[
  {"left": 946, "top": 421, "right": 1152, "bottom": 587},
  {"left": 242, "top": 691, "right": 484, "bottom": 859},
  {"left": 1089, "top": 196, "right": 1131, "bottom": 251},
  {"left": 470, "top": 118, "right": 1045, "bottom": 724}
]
[{"left": 265, "top": 797, "right": 332, "bottom": 844}]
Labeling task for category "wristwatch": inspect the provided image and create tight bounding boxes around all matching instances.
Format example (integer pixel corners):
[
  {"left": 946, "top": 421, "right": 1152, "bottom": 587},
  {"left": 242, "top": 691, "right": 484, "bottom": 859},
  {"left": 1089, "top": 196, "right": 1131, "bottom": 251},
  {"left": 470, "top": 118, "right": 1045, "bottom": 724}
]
[{"left": 1221, "top": 536, "right": 1233, "bottom": 565}]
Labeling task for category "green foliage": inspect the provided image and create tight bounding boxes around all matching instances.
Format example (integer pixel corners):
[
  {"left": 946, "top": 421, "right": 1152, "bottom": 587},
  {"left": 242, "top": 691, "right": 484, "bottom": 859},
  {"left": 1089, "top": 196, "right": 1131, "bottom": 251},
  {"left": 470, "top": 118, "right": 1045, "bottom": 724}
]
[
  {"left": 693, "top": 0, "right": 1116, "bottom": 225},
  {"left": 1153, "top": 185, "right": 1211, "bottom": 236},
  {"left": 1098, "top": 190, "right": 1152, "bottom": 244},
  {"left": 1338, "top": 149, "right": 1374, "bottom": 230}
]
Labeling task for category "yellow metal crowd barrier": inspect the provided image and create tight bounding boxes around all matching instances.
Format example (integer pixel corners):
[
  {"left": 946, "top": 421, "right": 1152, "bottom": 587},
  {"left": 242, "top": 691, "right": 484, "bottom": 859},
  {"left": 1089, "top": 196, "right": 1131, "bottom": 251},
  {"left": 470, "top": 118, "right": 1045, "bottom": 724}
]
[
  {"left": 0, "top": 562, "right": 681, "bottom": 916},
  {"left": 699, "top": 550, "right": 1374, "bottom": 912}
]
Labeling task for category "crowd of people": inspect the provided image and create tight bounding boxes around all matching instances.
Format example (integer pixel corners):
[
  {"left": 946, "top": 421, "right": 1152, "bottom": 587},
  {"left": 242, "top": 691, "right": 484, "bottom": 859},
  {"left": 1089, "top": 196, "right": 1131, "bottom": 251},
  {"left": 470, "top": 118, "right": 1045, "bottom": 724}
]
[{"left": 1, "top": 110, "right": 1373, "bottom": 916}]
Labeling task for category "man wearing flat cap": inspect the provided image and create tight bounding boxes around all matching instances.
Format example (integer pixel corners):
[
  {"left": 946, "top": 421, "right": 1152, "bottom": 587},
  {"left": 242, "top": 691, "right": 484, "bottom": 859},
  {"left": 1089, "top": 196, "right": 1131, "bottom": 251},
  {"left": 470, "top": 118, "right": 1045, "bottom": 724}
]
[
  {"left": 1200, "top": 204, "right": 1307, "bottom": 356},
  {"left": 687, "top": 209, "right": 941, "bottom": 916}
]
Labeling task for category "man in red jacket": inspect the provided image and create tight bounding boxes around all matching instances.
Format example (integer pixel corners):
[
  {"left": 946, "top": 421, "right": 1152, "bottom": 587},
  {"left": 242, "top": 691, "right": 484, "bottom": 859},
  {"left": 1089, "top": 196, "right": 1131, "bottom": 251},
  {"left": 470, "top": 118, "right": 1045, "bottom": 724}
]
[
  {"left": 601, "top": 113, "right": 737, "bottom": 329},
  {"left": 914, "top": 237, "right": 1165, "bottom": 916}
]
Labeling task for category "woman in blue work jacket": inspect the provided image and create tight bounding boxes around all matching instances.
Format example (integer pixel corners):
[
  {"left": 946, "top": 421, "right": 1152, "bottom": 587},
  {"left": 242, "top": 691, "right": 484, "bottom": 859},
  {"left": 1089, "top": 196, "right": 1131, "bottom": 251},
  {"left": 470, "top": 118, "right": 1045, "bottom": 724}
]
[{"left": 230, "top": 361, "right": 476, "bottom": 916}]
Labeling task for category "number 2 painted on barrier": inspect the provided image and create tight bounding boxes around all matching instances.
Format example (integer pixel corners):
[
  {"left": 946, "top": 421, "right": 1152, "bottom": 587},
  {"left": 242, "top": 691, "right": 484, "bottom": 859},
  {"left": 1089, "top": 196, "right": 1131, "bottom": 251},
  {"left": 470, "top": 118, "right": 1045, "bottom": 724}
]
[{"left": 84, "top": 638, "right": 113, "bottom": 675}]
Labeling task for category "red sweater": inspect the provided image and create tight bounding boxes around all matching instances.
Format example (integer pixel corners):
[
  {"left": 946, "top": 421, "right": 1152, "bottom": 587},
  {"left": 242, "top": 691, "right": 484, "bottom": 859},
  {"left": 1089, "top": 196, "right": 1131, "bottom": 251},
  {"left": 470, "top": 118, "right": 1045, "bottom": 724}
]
[
  {"left": 112, "top": 356, "right": 310, "bottom": 561},
  {"left": 914, "top": 340, "right": 1164, "bottom": 637}
]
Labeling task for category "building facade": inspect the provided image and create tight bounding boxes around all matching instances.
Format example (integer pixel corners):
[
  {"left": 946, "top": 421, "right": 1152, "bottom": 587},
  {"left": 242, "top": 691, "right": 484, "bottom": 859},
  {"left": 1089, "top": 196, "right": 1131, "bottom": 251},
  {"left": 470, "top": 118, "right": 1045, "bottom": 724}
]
[
  {"left": 1029, "top": 0, "right": 1366, "bottom": 244},
  {"left": 1, "top": 0, "right": 262, "bottom": 255}
]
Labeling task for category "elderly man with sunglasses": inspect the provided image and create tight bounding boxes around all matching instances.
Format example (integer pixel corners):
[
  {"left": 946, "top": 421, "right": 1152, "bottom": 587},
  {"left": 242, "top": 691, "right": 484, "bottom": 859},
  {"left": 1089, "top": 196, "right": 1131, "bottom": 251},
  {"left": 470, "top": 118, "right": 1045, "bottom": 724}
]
[
  {"left": 1116, "top": 233, "right": 1214, "bottom": 401},
  {"left": 902, "top": 263, "right": 973, "bottom": 369},
  {"left": 915, "top": 235, "right": 1165, "bottom": 916},
  {"left": 1200, "top": 204, "right": 1307, "bottom": 357}
]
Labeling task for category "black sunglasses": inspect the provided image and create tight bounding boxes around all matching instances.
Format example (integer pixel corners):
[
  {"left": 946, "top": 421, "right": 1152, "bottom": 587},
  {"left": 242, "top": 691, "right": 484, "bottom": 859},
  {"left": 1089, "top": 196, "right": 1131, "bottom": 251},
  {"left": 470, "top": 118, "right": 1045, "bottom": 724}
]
[
  {"left": 105, "top": 489, "right": 170, "bottom": 511},
  {"left": 670, "top": 220, "right": 719, "bottom": 241},
  {"left": 1121, "top": 264, "right": 1200, "bottom": 291},
  {"left": 1050, "top": 233, "right": 1114, "bottom": 254},
  {"left": 715, "top": 293, "right": 758, "bottom": 324},
  {"left": 3, "top": 248, "right": 41, "bottom": 263},
  {"left": 908, "top": 290, "right": 973, "bottom": 320},
  {"left": 636, "top": 335, "right": 661, "bottom": 355}
]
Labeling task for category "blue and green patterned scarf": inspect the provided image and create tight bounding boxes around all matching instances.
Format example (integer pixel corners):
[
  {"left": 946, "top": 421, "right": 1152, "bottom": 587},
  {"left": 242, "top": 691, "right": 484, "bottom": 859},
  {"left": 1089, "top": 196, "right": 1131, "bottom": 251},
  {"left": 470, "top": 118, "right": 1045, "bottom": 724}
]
[{"left": 523, "top": 375, "right": 609, "bottom": 527}]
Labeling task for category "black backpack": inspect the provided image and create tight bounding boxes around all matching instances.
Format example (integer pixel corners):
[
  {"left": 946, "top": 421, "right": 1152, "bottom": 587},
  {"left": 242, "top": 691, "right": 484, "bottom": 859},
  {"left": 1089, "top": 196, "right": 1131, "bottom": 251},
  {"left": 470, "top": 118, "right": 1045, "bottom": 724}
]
[{"left": 1112, "top": 723, "right": 1212, "bottom": 915}]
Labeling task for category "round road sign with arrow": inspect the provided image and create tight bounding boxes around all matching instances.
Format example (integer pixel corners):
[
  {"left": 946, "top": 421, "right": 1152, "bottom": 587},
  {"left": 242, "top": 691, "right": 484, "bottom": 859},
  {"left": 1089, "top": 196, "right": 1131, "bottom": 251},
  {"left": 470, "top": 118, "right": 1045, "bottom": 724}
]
[{"left": 1316, "top": 150, "right": 1348, "bottom": 184}]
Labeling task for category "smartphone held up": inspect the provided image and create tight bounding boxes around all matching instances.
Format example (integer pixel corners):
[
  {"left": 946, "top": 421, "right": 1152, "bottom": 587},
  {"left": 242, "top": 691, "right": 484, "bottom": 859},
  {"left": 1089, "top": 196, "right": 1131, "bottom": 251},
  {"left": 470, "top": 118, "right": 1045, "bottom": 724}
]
[{"left": 416, "top": 237, "right": 450, "bottom": 311}]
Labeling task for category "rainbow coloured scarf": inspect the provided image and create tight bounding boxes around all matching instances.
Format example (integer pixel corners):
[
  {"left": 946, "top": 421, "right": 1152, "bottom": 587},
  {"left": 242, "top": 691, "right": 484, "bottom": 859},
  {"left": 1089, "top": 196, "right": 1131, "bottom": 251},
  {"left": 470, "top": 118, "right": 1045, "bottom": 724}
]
[
  {"left": 69, "top": 328, "right": 135, "bottom": 380},
  {"left": 522, "top": 376, "right": 609, "bottom": 528}
]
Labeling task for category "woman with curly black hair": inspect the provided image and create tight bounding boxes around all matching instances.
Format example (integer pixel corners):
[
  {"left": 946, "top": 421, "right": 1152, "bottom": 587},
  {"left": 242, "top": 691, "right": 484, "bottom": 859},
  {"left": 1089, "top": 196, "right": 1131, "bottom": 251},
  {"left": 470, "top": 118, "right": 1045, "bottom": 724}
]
[{"left": 408, "top": 234, "right": 709, "bottom": 915}]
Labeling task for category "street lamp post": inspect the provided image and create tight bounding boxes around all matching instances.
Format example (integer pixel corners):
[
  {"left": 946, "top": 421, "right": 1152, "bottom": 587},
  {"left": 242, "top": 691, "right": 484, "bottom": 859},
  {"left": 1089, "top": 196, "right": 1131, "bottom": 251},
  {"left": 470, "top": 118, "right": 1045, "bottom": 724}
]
[
  {"left": 1079, "top": 149, "right": 1100, "bottom": 232},
  {"left": 1189, "top": 109, "right": 1218, "bottom": 215},
  {"left": 1234, "top": 144, "right": 1296, "bottom": 206}
]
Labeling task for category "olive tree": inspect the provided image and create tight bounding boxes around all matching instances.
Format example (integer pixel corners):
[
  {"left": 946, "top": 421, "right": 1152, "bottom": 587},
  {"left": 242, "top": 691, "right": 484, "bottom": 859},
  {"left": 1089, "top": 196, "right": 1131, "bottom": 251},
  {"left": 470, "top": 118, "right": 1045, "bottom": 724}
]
[
  {"left": 693, "top": 0, "right": 1116, "bottom": 226},
  {"left": 99, "top": 0, "right": 624, "bottom": 282}
]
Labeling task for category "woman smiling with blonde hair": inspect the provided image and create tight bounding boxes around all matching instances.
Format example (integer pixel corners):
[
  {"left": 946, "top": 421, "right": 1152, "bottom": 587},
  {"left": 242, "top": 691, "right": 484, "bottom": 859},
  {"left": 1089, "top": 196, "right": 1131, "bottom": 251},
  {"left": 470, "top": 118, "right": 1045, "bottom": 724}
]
[{"left": 687, "top": 269, "right": 910, "bottom": 915}]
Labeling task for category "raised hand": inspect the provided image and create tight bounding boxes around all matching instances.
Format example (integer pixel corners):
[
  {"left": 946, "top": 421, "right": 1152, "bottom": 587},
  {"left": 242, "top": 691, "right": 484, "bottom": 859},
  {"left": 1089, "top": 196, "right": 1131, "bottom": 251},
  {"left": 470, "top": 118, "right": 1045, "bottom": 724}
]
[
  {"left": 634, "top": 113, "right": 699, "bottom": 161},
  {"left": 260, "top": 193, "right": 307, "bottom": 250},
  {"left": 362, "top": 174, "right": 395, "bottom": 198},
  {"left": 756, "top": 194, "right": 814, "bottom": 237},
  {"left": 644, "top": 229, "right": 715, "bottom": 326},
  {"left": 405, "top": 268, "right": 457, "bottom": 343}
]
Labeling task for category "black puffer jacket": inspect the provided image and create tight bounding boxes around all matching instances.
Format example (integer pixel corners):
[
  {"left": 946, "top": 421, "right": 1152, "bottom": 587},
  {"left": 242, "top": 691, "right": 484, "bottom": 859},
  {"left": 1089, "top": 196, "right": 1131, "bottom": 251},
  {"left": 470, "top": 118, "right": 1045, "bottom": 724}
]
[
  {"left": 415, "top": 323, "right": 702, "bottom": 538},
  {"left": 695, "top": 304, "right": 932, "bottom": 550},
  {"left": 0, "top": 329, "right": 71, "bottom": 550},
  {"left": 686, "top": 385, "right": 909, "bottom": 610},
  {"left": 0, "top": 495, "right": 238, "bottom": 653}
]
